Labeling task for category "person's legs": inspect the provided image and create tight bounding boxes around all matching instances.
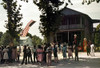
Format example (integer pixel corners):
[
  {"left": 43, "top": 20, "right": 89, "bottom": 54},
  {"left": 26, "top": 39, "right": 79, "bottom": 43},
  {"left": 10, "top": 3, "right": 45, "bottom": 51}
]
[
  {"left": 49, "top": 59, "right": 51, "bottom": 65},
  {"left": 57, "top": 56, "right": 58, "bottom": 63},
  {"left": 64, "top": 51, "right": 66, "bottom": 59},
  {"left": 75, "top": 51, "right": 77, "bottom": 61},
  {"left": 25, "top": 57, "right": 27, "bottom": 64},
  {"left": 76, "top": 52, "right": 79, "bottom": 61},
  {"left": 77, "top": 56, "right": 79, "bottom": 61},
  {"left": 93, "top": 50, "right": 95, "bottom": 56},
  {"left": 31, "top": 56, "right": 33, "bottom": 63},
  {"left": 17, "top": 55, "right": 20, "bottom": 62},
  {"left": 54, "top": 57, "right": 56, "bottom": 63},
  {"left": 21, "top": 57, "right": 25, "bottom": 64},
  {"left": 91, "top": 48, "right": 93, "bottom": 56},
  {"left": 44, "top": 52, "right": 46, "bottom": 63},
  {"left": 34, "top": 53, "right": 36, "bottom": 62},
  {"left": 5, "top": 59, "right": 7, "bottom": 64},
  {"left": 46, "top": 53, "right": 51, "bottom": 66},
  {"left": 48, "top": 58, "right": 51, "bottom": 65},
  {"left": 89, "top": 51, "right": 90, "bottom": 55},
  {"left": 28, "top": 56, "right": 29, "bottom": 63},
  {"left": 87, "top": 48, "right": 89, "bottom": 56},
  {"left": 72, "top": 55, "right": 73, "bottom": 59},
  {"left": 46, "top": 54, "right": 49, "bottom": 65},
  {"left": 75, "top": 55, "right": 76, "bottom": 61}
]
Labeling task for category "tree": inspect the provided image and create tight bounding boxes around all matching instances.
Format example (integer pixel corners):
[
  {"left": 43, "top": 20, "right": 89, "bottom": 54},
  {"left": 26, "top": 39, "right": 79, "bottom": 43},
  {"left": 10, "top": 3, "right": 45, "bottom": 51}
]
[
  {"left": 20, "top": 0, "right": 100, "bottom": 43},
  {"left": 1, "top": 0, "right": 22, "bottom": 46},
  {"left": 21, "top": 0, "right": 100, "bottom": 43},
  {"left": 20, "top": 0, "right": 65, "bottom": 43},
  {"left": 0, "top": 32, "right": 19, "bottom": 46},
  {"left": 82, "top": 0, "right": 100, "bottom": 5},
  {"left": 94, "top": 24, "right": 100, "bottom": 47},
  {"left": 0, "top": 32, "right": 3, "bottom": 45},
  {"left": 0, "top": 32, "right": 3, "bottom": 39},
  {"left": 0, "top": 32, "right": 11, "bottom": 46},
  {"left": 32, "top": 35, "right": 43, "bottom": 46},
  {"left": 33, "top": 0, "right": 66, "bottom": 43},
  {"left": 27, "top": 33, "right": 32, "bottom": 38},
  {"left": 32, "top": 35, "right": 42, "bottom": 45}
]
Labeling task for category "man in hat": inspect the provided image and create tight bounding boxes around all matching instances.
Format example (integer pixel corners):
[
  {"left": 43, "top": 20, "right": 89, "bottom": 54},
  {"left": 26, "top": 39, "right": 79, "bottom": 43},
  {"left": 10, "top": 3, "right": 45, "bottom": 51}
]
[{"left": 73, "top": 34, "right": 79, "bottom": 61}]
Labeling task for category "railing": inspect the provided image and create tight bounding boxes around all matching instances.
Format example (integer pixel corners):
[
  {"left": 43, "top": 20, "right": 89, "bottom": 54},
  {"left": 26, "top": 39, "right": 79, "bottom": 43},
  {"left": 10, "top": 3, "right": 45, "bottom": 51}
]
[{"left": 59, "top": 24, "right": 84, "bottom": 30}]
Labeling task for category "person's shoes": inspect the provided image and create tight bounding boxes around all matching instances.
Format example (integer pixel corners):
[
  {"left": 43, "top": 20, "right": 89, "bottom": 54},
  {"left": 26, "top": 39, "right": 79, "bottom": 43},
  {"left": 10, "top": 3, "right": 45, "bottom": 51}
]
[
  {"left": 75, "top": 59, "right": 76, "bottom": 61},
  {"left": 31, "top": 61, "right": 33, "bottom": 64},
  {"left": 39, "top": 62, "right": 41, "bottom": 65},
  {"left": 25, "top": 63, "right": 27, "bottom": 65},
  {"left": 21, "top": 63, "right": 23, "bottom": 65}
]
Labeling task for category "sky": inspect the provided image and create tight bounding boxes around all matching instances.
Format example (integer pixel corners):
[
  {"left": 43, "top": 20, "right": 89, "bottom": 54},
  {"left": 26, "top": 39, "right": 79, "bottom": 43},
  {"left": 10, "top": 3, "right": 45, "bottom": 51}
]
[{"left": 0, "top": 0, "right": 100, "bottom": 39}]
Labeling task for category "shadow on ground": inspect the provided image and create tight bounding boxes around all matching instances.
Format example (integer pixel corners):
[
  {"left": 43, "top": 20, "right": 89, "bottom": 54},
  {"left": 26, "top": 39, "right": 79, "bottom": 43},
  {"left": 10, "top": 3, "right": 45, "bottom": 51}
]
[{"left": 0, "top": 58, "right": 100, "bottom": 68}]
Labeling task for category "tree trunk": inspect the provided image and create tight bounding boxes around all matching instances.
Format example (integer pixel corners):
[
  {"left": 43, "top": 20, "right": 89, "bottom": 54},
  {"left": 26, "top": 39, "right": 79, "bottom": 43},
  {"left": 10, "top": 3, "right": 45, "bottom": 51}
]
[
  {"left": 46, "top": 36, "right": 50, "bottom": 43},
  {"left": 9, "top": 37, "right": 14, "bottom": 46}
]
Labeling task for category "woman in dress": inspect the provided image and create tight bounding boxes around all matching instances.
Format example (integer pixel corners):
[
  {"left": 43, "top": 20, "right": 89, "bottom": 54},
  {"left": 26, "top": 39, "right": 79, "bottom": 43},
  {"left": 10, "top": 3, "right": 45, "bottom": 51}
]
[
  {"left": 46, "top": 43, "right": 52, "bottom": 66},
  {"left": 3, "top": 46, "right": 9, "bottom": 63},
  {"left": 83, "top": 38, "right": 87, "bottom": 52},
  {"left": 62, "top": 43, "right": 67, "bottom": 59},
  {"left": 53, "top": 43, "right": 58, "bottom": 63},
  {"left": 12, "top": 46, "right": 17, "bottom": 62},
  {"left": 68, "top": 45, "right": 73, "bottom": 59},
  {"left": 36, "top": 45, "right": 44, "bottom": 65}
]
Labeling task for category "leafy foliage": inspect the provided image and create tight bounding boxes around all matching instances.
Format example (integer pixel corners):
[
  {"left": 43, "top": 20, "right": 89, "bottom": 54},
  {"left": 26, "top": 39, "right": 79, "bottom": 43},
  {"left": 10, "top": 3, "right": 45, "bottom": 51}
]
[
  {"left": 0, "top": 32, "right": 3, "bottom": 45},
  {"left": 1, "top": 0, "right": 23, "bottom": 45},
  {"left": 27, "top": 33, "right": 33, "bottom": 38},
  {"left": 0, "top": 32, "right": 19, "bottom": 46},
  {"left": 32, "top": 35, "right": 43, "bottom": 46},
  {"left": 0, "top": 32, "right": 11, "bottom": 46},
  {"left": 1, "top": 0, "right": 99, "bottom": 44},
  {"left": 20, "top": 0, "right": 100, "bottom": 43},
  {"left": 0, "top": 32, "right": 3, "bottom": 39},
  {"left": 82, "top": 0, "right": 100, "bottom": 5},
  {"left": 33, "top": 0, "right": 66, "bottom": 42},
  {"left": 94, "top": 24, "right": 100, "bottom": 47}
]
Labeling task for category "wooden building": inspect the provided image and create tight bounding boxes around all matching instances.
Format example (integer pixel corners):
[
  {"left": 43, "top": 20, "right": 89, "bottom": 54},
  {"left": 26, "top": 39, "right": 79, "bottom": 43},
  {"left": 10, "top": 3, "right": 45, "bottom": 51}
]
[{"left": 55, "top": 8, "right": 98, "bottom": 44}]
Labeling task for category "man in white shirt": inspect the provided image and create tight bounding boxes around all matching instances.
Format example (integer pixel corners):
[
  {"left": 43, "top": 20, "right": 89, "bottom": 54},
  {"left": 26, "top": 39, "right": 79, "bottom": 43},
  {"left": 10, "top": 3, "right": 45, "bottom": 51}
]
[{"left": 90, "top": 44, "right": 95, "bottom": 56}]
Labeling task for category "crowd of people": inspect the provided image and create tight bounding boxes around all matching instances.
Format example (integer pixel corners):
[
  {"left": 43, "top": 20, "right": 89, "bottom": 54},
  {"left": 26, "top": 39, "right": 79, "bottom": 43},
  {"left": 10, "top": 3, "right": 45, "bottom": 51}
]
[
  {"left": 0, "top": 45, "right": 21, "bottom": 64},
  {"left": 21, "top": 42, "right": 70, "bottom": 66},
  {"left": 0, "top": 35, "right": 95, "bottom": 66},
  {"left": 0, "top": 42, "right": 73, "bottom": 65}
]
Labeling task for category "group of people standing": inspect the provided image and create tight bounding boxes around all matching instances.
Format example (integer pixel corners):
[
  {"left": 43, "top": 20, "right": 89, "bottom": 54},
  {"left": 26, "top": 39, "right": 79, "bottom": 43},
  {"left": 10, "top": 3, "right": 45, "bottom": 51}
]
[
  {"left": 20, "top": 42, "right": 67, "bottom": 65},
  {"left": 0, "top": 34, "right": 95, "bottom": 66},
  {"left": 83, "top": 37, "right": 95, "bottom": 56},
  {"left": 21, "top": 41, "right": 77, "bottom": 66},
  {"left": 0, "top": 45, "right": 21, "bottom": 64},
  {"left": 21, "top": 43, "right": 59, "bottom": 66}
]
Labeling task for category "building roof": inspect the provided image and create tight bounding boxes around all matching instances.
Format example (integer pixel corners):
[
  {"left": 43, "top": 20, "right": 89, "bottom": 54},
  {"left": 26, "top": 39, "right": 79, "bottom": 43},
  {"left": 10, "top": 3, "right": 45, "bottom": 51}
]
[
  {"left": 61, "top": 7, "right": 100, "bottom": 23},
  {"left": 61, "top": 7, "right": 86, "bottom": 16},
  {"left": 92, "top": 19, "right": 100, "bottom": 23}
]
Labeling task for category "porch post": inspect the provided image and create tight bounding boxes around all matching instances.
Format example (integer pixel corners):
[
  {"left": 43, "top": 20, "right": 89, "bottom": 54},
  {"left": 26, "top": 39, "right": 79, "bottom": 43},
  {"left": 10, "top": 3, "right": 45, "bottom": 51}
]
[
  {"left": 55, "top": 33, "right": 57, "bottom": 42},
  {"left": 68, "top": 31, "right": 69, "bottom": 43}
]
